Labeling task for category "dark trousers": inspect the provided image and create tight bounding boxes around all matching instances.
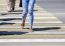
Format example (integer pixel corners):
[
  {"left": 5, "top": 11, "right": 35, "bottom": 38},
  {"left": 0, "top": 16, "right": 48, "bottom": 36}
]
[{"left": 19, "top": 0, "right": 22, "bottom": 7}]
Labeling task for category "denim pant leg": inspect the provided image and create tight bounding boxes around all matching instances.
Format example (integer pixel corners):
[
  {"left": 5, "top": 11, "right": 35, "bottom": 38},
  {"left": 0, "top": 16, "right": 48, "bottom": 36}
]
[
  {"left": 28, "top": 0, "right": 36, "bottom": 28},
  {"left": 22, "top": 0, "right": 28, "bottom": 20}
]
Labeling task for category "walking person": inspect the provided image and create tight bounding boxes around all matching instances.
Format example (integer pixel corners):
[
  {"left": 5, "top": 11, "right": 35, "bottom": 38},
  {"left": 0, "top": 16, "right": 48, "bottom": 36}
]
[
  {"left": 21, "top": 0, "right": 36, "bottom": 32},
  {"left": 7, "top": 0, "right": 16, "bottom": 12}
]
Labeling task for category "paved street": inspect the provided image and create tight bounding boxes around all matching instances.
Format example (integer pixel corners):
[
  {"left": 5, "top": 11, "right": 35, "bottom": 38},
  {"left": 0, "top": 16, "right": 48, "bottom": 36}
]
[
  {"left": 0, "top": 0, "right": 65, "bottom": 39},
  {"left": 37, "top": 0, "right": 65, "bottom": 23},
  {"left": 0, "top": 42, "right": 65, "bottom": 46}
]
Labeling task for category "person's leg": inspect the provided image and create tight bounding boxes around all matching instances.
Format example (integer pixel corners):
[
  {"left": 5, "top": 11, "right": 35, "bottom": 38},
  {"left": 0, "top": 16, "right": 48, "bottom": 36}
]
[
  {"left": 28, "top": 0, "right": 36, "bottom": 32},
  {"left": 7, "top": 0, "right": 12, "bottom": 11},
  {"left": 19, "top": 0, "right": 22, "bottom": 7},
  {"left": 11, "top": 0, "right": 16, "bottom": 11},
  {"left": 8, "top": 0, "right": 16, "bottom": 12},
  {"left": 21, "top": 0, "right": 29, "bottom": 29}
]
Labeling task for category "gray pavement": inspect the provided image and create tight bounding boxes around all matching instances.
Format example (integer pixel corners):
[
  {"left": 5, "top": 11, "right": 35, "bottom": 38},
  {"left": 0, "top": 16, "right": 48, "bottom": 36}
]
[
  {"left": 36, "top": 0, "right": 65, "bottom": 23},
  {"left": 0, "top": 42, "right": 65, "bottom": 46}
]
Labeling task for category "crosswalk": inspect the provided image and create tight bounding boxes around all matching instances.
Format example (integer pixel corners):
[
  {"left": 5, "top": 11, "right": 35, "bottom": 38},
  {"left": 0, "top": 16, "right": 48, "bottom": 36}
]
[{"left": 0, "top": 0, "right": 65, "bottom": 38}]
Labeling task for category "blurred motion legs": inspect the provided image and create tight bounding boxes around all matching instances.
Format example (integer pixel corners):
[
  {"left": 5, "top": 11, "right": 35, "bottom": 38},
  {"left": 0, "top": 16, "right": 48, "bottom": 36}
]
[{"left": 21, "top": 0, "right": 36, "bottom": 32}]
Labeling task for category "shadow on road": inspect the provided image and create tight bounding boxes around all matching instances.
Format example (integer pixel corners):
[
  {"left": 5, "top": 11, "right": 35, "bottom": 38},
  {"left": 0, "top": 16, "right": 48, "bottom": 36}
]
[
  {"left": 1, "top": 10, "right": 38, "bottom": 15},
  {"left": 14, "top": 10, "right": 38, "bottom": 12},
  {"left": 0, "top": 18, "right": 22, "bottom": 21},
  {"left": 1, "top": 12, "right": 22, "bottom": 15},
  {"left": 0, "top": 22, "right": 15, "bottom": 25},
  {"left": 0, "top": 27, "right": 61, "bottom": 36},
  {"left": 33, "top": 27, "right": 61, "bottom": 31},
  {"left": 0, "top": 18, "right": 22, "bottom": 25},
  {"left": 0, "top": 31, "right": 28, "bottom": 36}
]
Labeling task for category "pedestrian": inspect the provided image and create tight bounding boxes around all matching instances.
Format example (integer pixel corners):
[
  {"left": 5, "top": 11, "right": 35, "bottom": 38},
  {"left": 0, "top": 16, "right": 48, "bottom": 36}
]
[
  {"left": 7, "top": 0, "right": 16, "bottom": 12},
  {"left": 19, "top": 0, "right": 22, "bottom": 7},
  {"left": 21, "top": 0, "right": 36, "bottom": 32}
]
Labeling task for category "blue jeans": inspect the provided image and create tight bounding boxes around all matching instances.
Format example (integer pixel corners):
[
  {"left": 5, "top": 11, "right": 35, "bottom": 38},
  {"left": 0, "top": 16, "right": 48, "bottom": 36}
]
[{"left": 22, "top": 0, "right": 36, "bottom": 28}]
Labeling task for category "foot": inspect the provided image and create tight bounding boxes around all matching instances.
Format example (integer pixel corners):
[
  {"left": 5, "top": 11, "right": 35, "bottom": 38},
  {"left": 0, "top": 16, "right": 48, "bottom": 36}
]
[
  {"left": 21, "top": 23, "right": 25, "bottom": 31},
  {"left": 29, "top": 28, "right": 33, "bottom": 32},
  {"left": 21, "top": 24, "right": 24, "bottom": 29}
]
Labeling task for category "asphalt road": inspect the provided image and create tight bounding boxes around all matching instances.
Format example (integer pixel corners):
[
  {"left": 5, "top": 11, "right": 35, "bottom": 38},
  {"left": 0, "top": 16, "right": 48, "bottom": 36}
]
[
  {"left": 36, "top": 0, "right": 65, "bottom": 23},
  {"left": 0, "top": 42, "right": 65, "bottom": 46},
  {"left": 0, "top": 0, "right": 65, "bottom": 39}
]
